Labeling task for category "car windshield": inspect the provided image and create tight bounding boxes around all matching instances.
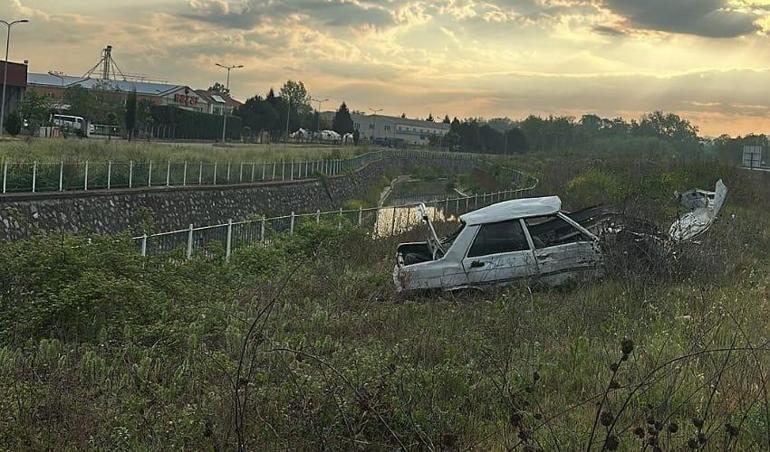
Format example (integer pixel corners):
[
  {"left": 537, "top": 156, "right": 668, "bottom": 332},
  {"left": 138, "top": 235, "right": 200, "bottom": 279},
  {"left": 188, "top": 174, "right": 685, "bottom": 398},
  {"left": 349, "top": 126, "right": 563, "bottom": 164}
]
[{"left": 440, "top": 222, "right": 465, "bottom": 251}]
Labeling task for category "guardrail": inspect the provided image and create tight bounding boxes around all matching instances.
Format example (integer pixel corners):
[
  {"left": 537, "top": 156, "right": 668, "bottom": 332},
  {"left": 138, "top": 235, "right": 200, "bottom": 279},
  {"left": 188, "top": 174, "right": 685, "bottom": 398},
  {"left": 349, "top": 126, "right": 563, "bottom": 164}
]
[
  {"left": 134, "top": 167, "right": 540, "bottom": 260},
  {"left": 0, "top": 149, "right": 485, "bottom": 194}
]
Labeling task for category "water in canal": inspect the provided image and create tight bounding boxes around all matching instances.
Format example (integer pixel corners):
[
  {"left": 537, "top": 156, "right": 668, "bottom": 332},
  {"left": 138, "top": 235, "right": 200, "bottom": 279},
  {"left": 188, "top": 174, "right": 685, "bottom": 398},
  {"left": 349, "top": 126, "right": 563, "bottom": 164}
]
[{"left": 374, "top": 177, "right": 463, "bottom": 237}]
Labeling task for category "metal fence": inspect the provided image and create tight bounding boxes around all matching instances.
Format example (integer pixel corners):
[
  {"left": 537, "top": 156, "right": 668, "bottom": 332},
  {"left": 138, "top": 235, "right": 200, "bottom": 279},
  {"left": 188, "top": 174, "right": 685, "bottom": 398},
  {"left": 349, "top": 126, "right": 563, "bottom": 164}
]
[
  {"left": 0, "top": 149, "right": 487, "bottom": 194},
  {"left": 134, "top": 172, "right": 539, "bottom": 261}
]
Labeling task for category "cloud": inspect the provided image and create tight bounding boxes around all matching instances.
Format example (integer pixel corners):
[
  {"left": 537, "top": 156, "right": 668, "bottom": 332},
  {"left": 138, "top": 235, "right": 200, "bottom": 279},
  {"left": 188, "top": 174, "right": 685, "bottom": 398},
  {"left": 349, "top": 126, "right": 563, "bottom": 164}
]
[
  {"left": 603, "top": 0, "right": 760, "bottom": 38},
  {"left": 184, "top": 0, "right": 396, "bottom": 30}
]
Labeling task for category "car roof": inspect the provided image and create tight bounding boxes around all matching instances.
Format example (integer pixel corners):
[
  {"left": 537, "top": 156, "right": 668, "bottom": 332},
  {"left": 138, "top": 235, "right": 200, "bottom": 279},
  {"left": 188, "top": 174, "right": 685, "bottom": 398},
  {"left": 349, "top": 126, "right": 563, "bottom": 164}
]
[{"left": 460, "top": 196, "right": 562, "bottom": 225}]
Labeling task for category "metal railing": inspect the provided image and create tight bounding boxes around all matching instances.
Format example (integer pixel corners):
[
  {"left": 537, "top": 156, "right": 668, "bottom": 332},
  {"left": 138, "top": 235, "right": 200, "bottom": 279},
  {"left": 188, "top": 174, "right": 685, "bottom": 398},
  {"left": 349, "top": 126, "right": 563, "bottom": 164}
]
[
  {"left": 133, "top": 168, "right": 540, "bottom": 260},
  {"left": 0, "top": 149, "right": 485, "bottom": 194}
]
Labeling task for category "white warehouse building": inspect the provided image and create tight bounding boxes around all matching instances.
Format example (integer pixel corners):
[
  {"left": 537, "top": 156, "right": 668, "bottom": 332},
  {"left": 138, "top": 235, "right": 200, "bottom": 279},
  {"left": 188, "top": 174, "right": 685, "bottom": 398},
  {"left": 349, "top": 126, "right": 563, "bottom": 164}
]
[{"left": 351, "top": 113, "right": 450, "bottom": 146}]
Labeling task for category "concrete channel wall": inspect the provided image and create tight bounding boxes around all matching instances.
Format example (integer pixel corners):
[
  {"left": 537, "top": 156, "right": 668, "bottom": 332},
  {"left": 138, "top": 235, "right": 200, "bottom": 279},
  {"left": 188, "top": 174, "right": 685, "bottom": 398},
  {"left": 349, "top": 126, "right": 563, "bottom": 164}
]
[{"left": 0, "top": 155, "right": 478, "bottom": 241}]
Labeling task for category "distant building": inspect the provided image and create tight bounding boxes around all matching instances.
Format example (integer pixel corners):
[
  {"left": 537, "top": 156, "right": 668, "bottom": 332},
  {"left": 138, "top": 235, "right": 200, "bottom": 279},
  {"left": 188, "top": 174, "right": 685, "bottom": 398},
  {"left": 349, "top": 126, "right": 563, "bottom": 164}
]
[
  {"left": 194, "top": 89, "right": 242, "bottom": 116},
  {"left": 27, "top": 73, "right": 211, "bottom": 113},
  {"left": 351, "top": 113, "right": 450, "bottom": 146},
  {"left": 0, "top": 60, "right": 28, "bottom": 119}
]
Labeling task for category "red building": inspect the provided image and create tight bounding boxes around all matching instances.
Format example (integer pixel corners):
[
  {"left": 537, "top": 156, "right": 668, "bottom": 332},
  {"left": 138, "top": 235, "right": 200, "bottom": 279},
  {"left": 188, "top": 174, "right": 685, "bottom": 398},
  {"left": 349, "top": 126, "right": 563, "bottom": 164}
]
[{"left": 0, "top": 60, "right": 28, "bottom": 120}]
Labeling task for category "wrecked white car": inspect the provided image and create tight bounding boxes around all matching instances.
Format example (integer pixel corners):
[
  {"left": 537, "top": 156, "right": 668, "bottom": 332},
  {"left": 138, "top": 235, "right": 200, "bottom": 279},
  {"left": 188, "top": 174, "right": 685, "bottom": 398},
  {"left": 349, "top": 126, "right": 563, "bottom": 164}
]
[{"left": 393, "top": 180, "right": 727, "bottom": 292}]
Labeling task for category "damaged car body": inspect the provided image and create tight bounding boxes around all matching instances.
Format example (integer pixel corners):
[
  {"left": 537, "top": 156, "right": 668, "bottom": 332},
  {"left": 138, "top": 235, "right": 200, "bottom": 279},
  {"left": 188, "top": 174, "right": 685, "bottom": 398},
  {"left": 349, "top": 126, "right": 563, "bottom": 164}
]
[{"left": 393, "top": 180, "right": 728, "bottom": 292}]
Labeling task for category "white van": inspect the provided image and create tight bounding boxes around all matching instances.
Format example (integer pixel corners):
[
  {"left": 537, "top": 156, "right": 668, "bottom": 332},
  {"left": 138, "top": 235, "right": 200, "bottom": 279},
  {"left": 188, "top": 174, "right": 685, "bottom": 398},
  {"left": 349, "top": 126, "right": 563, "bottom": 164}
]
[{"left": 51, "top": 114, "right": 95, "bottom": 136}]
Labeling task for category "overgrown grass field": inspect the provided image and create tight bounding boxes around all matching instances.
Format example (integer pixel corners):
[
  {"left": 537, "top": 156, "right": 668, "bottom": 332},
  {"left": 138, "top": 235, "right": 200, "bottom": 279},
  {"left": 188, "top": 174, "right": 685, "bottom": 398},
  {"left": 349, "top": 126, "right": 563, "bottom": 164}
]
[
  {"left": 0, "top": 139, "right": 361, "bottom": 164},
  {"left": 1, "top": 155, "right": 769, "bottom": 450}
]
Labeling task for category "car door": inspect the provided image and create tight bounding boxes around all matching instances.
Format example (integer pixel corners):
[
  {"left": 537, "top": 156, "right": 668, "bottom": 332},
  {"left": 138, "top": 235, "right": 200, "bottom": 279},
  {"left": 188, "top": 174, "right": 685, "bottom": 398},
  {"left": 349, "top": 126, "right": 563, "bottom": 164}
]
[
  {"left": 524, "top": 213, "right": 604, "bottom": 285},
  {"left": 462, "top": 219, "right": 537, "bottom": 287}
]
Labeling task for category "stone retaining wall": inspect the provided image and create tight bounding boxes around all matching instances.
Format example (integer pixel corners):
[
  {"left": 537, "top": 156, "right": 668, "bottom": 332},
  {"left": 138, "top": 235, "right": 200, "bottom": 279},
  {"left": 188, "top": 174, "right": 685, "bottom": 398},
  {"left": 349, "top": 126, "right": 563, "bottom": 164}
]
[{"left": 0, "top": 156, "right": 476, "bottom": 240}]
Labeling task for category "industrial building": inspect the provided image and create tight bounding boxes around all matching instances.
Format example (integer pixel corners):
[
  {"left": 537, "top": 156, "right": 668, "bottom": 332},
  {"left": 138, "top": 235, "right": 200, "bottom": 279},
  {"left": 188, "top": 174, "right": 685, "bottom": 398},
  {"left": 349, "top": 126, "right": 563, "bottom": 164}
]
[
  {"left": 0, "top": 60, "right": 28, "bottom": 122},
  {"left": 351, "top": 113, "right": 450, "bottom": 146}
]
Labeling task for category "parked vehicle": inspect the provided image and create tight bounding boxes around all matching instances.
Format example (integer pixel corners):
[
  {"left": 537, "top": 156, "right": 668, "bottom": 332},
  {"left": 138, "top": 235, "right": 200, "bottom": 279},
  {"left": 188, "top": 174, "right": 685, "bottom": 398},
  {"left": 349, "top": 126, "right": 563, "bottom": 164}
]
[
  {"left": 393, "top": 180, "right": 727, "bottom": 292},
  {"left": 51, "top": 114, "right": 94, "bottom": 137}
]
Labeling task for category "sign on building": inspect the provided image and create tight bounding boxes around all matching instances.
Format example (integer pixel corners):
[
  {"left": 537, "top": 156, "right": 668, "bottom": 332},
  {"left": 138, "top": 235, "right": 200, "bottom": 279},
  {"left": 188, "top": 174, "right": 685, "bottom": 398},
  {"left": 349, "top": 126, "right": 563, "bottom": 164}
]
[{"left": 742, "top": 146, "right": 763, "bottom": 169}]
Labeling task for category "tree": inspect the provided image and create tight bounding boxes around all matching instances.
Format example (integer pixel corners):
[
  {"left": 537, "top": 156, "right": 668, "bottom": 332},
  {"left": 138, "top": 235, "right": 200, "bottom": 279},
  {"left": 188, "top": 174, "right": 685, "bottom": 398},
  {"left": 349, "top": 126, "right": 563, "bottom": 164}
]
[
  {"left": 426, "top": 113, "right": 434, "bottom": 122},
  {"left": 208, "top": 82, "right": 230, "bottom": 95},
  {"left": 4, "top": 111, "right": 21, "bottom": 136},
  {"left": 401, "top": 113, "right": 406, "bottom": 119},
  {"left": 505, "top": 127, "right": 529, "bottom": 154},
  {"left": 332, "top": 102, "right": 354, "bottom": 135},
  {"left": 19, "top": 91, "right": 52, "bottom": 132},
  {"left": 353, "top": 129, "right": 360, "bottom": 146},
  {"left": 279, "top": 80, "right": 311, "bottom": 116},
  {"left": 237, "top": 95, "right": 279, "bottom": 141},
  {"left": 443, "top": 115, "right": 451, "bottom": 124},
  {"left": 125, "top": 88, "right": 137, "bottom": 141}
]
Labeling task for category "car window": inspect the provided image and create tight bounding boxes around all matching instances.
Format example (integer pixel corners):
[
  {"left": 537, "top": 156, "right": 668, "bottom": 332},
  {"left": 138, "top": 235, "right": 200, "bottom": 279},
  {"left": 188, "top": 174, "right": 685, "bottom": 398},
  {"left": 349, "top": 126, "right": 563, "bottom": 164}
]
[
  {"left": 525, "top": 215, "right": 591, "bottom": 249},
  {"left": 468, "top": 220, "right": 529, "bottom": 257}
]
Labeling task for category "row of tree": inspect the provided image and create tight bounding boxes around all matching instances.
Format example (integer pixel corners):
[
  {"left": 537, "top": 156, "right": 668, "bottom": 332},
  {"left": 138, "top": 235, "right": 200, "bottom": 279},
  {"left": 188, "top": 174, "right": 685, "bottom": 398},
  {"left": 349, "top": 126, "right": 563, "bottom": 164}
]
[
  {"left": 432, "top": 111, "right": 702, "bottom": 155},
  {"left": 236, "top": 80, "right": 357, "bottom": 142}
]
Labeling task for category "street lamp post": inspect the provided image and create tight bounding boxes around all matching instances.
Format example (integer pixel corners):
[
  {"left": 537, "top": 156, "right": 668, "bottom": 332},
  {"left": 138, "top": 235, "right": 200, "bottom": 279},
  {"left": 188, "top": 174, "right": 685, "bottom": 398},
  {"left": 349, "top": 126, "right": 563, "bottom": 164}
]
[
  {"left": 215, "top": 63, "right": 243, "bottom": 143},
  {"left": 310, "top": 97, "right": 328, "bottom": 134},
  {"left": 0, "top": 19, "right": 29, "bottom": 138}
]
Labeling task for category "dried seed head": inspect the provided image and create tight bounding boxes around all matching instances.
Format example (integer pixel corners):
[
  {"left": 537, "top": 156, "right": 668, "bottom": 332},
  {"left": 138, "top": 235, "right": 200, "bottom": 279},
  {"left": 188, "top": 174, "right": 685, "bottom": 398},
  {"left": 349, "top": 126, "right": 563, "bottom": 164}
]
[
  {"left": 692, "top": 417, "right": 704, "bottom": 429},
  {"left": 600, "top": 411, "right": 614, "bottom": 427},
  {"left": 621, "top": 337, "right": 634, "bottom": 355},
  {"left": 509, "top": 410, "right": 523, "bottom": 427},
  {"left": 667, "top": 422, "right": 679, "bottom": 434},
  {"left": 605, "top": 434, "right": 619, "bottom": 451}
]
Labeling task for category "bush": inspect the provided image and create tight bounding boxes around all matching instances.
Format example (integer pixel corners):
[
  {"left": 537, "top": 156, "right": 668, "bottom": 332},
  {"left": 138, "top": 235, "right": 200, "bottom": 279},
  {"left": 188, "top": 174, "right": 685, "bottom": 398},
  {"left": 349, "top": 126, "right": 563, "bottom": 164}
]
[{"left": 4, "top": 111, "right": 21, "bottom": 136}]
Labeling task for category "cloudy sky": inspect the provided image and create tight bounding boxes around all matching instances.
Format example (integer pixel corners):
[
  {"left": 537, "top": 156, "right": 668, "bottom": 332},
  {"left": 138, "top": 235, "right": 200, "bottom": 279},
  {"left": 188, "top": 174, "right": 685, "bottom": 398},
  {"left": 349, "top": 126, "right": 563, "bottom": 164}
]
[{"left": 3, "top": 0, "right": 770, "bottom": 136}]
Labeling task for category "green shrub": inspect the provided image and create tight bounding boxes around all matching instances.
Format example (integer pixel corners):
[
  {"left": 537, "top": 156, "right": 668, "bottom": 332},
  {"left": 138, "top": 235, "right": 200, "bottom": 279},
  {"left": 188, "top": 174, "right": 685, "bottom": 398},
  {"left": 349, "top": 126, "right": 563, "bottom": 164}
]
[{"left": 4, "top": 111, "right": 21, "bottom": 136}]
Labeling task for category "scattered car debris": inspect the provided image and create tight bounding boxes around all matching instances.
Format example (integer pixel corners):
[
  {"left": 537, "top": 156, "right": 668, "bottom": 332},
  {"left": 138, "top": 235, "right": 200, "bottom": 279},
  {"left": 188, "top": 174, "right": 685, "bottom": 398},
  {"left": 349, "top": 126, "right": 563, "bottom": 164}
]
[{"left": 393, "top": 180, "right": 728, "bottom": 292}]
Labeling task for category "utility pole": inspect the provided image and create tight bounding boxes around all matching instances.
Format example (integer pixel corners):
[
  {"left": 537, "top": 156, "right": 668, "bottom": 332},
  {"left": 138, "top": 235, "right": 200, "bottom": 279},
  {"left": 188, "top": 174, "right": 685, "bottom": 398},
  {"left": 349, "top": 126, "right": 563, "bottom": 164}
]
[
  {"left": 215, "top": 63, "right": 243, "bottom": 143},
  {"left": 310, "top": 96, "right": 328, "bottom": 134},
  {"left": 0, "top": 19, "right": 29, "bottom": 137},
  {"left": 285, "top": 98, "right": 291, "bottom": 142}
]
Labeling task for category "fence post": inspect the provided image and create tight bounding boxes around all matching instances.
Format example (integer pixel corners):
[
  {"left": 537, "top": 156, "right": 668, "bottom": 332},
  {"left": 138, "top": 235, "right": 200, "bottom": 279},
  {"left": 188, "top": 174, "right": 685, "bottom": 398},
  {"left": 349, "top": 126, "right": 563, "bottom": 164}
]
[
  {"left": 290, "top": 161, "right": 294, "bottom": 180},
  {"left": 391, "top": 206, "right": 397, "bottom": 235},
  {"left": 31, "top": 161, "right": 37, "bottom": 193},
  {"left": 213, "top": 162, "right": 218, "bottom": 185},
  {"left": 183, "top": 162, "right": 187, "bottom": 186},
  {"left": 129, "top": 160, "right": 133, "bottom": 188},
  {"left": 358, "top": 206, "right": 363, "bottom": 227},
  {"left": 262, "top": 163, "right": 266, "bottom": 181},
  {"left": 225, "top": 219, "right": 233, "bottom": 262},
  {"left": 272, "top": 161, "right": 276, "bottom": 180},
  {"left": 107, "top": 161, "right": 112, "bottom": 190},
  {"left": 166, "top": 161, "right": 171, "bottom": 186},
  {"left": 84, "top": 161, "right": 89, "bottom": 191},
  {"left": 290, "top": 212, "right": 295, "bottom": 235},
  {"left": 316, "top": 209, "right": 321, "bottom": 223},
  {"left": 141, "top": 234, "right": 147, "bottom": 257},
  {"left": 59, "top": 161, "right": 63, "bottom": 192},
  {"left": 148, "top": 161, "right": 152, "bottom": 187},
  {"left": 338, "top": 207, "right": 343, "bottom": 230},
  {"left": 281, "top": 160, "right": 285, "bottom": 180},
  {"left": 1, "top": 159, "right": 5, "bottom": 193},
  {"left": 199, "top": 162, "right": 203, "bottom": 185},
  {"left": 475, "top": 194, "right": 478, "bottom": 208},
  {"left": 239, "top": 162, "right": 243, "bottom": 182},
  {"left": 186, "top": 223, "right": 194, "bottom": 259},
  {"left": 226, "top": 162, "right": 231, "bottom": 183},
  {"left": 250, "top": 163, "right": 255, "bottom": 182},
  {"left": 261, "top": 216, "right": 266, "bottom": 242}
]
